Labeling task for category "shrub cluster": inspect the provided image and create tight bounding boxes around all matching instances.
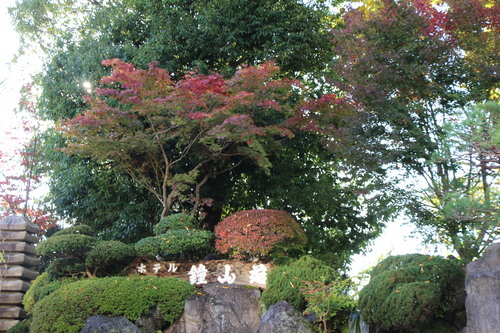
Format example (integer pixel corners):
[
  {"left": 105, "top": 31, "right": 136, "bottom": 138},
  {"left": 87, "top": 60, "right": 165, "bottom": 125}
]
[
  {"left": 260, "top": 255, "right": 338, "bottom": 311},
  {"left": 30, "top": 276, "right": 194, "bottom": 333},
  {"left": 214, "top": 209, "right": 307, "bottom": 260},
  {"left": 37, "top": 225, "right": 136, "bottom": 278},
  {"left": 358, "top": 254, "right": 465, "bottom": 332},
  {"left": 135, "top": 213, "right": 213, "bottom": 260},
  {"left": 22, "top": 273, "right": 80, "bottom": 313}
]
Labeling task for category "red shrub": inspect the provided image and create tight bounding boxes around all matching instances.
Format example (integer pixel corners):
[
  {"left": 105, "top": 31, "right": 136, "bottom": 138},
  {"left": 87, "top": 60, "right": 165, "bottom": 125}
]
[{"left": 214, "top": 209, "right": 307, "bottom": 259}]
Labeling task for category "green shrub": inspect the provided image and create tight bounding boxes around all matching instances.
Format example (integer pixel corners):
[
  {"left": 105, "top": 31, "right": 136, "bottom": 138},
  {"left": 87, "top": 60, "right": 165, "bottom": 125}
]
[
  {"left": 6, "top": 320, "right": 30, "bottom": 333},
  {"left": 45, "top": 258, "right": 87, "bottom": 278},
  {"left": 260, "top": 255, "right": 338, "bottom": 311},
  {"left": 153, "top": 213, "right": 197, "bottom": 235},
  {"left": 136, "top": 214, "right": 213, "bottom": 260},
  {"left": 37, "top": 234, "right": 97, "bottom": 259},
  {"left": 23, "top": 273, "right": 81, "bottom": 312},
  {"left": 158, "top": 229, "right": 213, "bottom": 255},
  {"left": 85, "top": 241, "right": 137, "bottom": 276},
  {"left": 52, "top": 225, "right": 95, "bottom": 237},
  {"left": 358, "top": 254, "right": 465, "bottom": 332},
  {"left": 30, "top": 276, "right": 194, "bottom": 333},
  {"left": 135, "top": 236, "right": 163, "bottom": 258}
]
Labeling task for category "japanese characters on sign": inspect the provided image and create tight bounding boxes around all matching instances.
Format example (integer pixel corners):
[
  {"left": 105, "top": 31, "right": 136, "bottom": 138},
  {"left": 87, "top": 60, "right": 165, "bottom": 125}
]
[{"left": 135, "top": 261, "right": 268, "bottom": 286}]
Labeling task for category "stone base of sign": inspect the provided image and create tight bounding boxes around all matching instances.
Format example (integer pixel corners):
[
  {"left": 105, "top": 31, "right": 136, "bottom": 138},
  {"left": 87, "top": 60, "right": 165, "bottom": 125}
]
[{"left": 127, "top": 258, "right": 273, "bottom": 289}]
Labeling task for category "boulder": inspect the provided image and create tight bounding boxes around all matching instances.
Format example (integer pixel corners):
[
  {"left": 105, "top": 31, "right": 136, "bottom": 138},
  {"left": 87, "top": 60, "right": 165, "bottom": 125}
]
[
  {"left": 463, "top": 243, "right": 500, "bottom": 333},
  {"left": 135, "top": 305, "right": 167, "bottom": 333},
  {"left": 257, "top": 301, "right": 312, "bottom": 333},
  {"left": 167, "top": 284, "right": 261, "bottom": 333},
  {"left": 79, "top": 315, "right": 142, "bottom": 333}
]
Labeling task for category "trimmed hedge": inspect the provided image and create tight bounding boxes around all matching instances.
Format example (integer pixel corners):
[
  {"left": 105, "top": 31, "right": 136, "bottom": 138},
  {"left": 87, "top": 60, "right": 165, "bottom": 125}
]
[
  {"left": 153, "top": 213, "right": 197, "bottom": 235},
  {"left": 30, "top": 276, "right": 194, "bottom": 333},
  {"left": 22, "top": 273, "right": 80, "bottom": 312},
  {"left": 260, "top": 255, "right": 338, "bottom": 311},
  {"left": 52, "top": 225, "right": 95, "bottom": 237},
  {"left": 358, "top": 254, "right": 465, "bottom": 332}
]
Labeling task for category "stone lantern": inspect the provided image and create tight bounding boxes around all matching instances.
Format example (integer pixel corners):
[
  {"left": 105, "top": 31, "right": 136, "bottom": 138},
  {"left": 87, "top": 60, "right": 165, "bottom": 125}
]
[{"left": 0, "top": 216, "right": 40, "bottom": 332}]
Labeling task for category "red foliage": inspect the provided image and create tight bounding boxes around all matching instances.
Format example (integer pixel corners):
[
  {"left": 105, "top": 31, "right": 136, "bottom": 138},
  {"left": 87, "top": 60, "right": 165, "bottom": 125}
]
[
  {"left": 0, "top": 85, "right": 55, "bottom": 230},
  {"left": 214, "top": 209, "right": 307, "bottom": 259},
  {"left": 60, "top": 59, "right": 352, "bottom": 218}
]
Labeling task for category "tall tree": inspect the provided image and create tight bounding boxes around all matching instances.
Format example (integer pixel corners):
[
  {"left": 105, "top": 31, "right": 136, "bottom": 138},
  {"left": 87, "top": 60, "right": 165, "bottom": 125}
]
[{"left": 330, "top": 0, "right": 499, "bottom": 261}]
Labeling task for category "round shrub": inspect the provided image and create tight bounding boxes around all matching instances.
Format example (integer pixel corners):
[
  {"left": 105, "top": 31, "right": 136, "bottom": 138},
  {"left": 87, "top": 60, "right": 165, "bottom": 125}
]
[
  {"left": 260, "top": 255, "right": 338, "bottom": 311},
  {"left": 37, "top": 234, "right": 97, "bottom": 259},
  {"left": 214, "top": 209, "right": 307, "bottom": 259},
  {"left": 30, "top": 276, "right": 194, "bottom": 333},
  {"left": 157, "top": 229, "right": 213, "bottom": 256},
  {"left": 23, "top": 273, "right": 81, "bottom": 312},
  {"left": 358, "top": 254, "right": 465, "bottom": 332},
  {"left": 45, "top": 258, "right": 87, "bottom": 278},
  {"left": 85, "top": 241, "right": 137, "bottom": 271},
  {"left": 153, "top": 213, "right": 197, "bottom": 235},
  {"left": 135, "top": 236, "right": 163, "bottom": 258},
  {"left": 52, "top": 225, "right": 95, "bottom": 237}
]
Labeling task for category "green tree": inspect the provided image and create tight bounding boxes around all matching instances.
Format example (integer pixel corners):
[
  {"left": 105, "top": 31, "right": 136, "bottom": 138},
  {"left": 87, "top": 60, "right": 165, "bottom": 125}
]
[
  {"left": 59, "top": 59, "right": 309, "bottom": 219},
  {"left": 10, "top": 0, "right": 398, "bottom": 267},
  {"left": 330, "top": 0, "right": 499, "bottom": 261}
]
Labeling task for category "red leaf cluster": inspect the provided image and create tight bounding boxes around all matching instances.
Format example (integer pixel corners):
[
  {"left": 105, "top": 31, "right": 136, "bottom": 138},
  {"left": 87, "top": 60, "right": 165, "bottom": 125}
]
[{"left": 214, "top": 209, "right": 307, "bottom": 259}]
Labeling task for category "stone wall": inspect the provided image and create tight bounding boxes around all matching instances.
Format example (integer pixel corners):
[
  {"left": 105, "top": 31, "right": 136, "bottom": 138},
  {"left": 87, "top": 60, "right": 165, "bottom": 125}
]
[
  {"left": 0, "top": 216, "right": 40, "bottom": 332},
  {"left": 463, "top": 243, "right": 500, "bottom": 333}
]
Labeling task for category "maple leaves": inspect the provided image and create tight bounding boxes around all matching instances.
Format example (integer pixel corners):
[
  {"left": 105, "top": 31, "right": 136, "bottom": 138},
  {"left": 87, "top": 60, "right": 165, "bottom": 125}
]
[
  {"left": 59, "top": 60, "right": 347, "bottom": 219},
  {"left": 214, "top": 209, "right": 308, "bottom": 260},
  {"left": 0, "top": 84, "right": 55, "bottom": 230}
]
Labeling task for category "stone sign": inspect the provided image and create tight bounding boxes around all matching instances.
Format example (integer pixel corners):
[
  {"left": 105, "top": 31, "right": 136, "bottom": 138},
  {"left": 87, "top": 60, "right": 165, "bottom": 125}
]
[{"left": 127, "top": 258, "right": 273, "bottom": 289}]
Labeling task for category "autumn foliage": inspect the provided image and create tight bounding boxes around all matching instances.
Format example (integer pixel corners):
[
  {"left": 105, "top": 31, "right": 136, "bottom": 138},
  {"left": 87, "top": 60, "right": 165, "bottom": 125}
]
[
  {"left": 59, "top": 59, "right": 348, "bottom": 220},
  {"left": 214, "top": 209, "right": 307, "bottom": 259}
]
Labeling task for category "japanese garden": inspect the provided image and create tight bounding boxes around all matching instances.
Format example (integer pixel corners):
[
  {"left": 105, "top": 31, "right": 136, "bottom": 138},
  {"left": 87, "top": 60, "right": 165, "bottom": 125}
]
[{"left": 0, "top": 0, "right": 498, "bottom": 332}]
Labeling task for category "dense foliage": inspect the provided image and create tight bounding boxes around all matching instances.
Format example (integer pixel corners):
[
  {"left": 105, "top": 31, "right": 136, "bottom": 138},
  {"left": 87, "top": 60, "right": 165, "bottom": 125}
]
[
  {"left": 214, "top": 209, "right": 307, "bottom": 260},
  {"left": 153, "top": 213, "right": 198, "bottom": 235},
  {"left": 358, "top": 254, "right": 466, "bottom": 332},
  {"left": 30, "top": 276, "right": 194, "bottom": 333},
  {"left": 330, "top": 0, "right": 499, "bottom": 261},
  {"left": 37, "top": 225, "right": 136, "bottom": 278},
  {"left": 22, "top": 273, "right": 80, "bottom": 313},
  {"left": 260, "top": 256, "right": 340, "bottom": 312},
  {"left": 135, "top": 213, "right": 213, "bottom": 260}
]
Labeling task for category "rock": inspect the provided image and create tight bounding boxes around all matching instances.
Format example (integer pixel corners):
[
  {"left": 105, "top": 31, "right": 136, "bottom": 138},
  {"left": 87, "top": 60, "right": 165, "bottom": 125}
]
[
  {"left": 166, "top": 284, "right": 261, "bottom": 333},
  {"left": 135, "top": 305, "right": 167, "bottom": 333},
  {"left": 257, "top": 301, "right": 312, "bottom": 333},
  {"left": 79, "top": 315, "right": 142, "bottom": 333},
  {"left": 463, "top": 243, "right": 500, "bottom": 333}
]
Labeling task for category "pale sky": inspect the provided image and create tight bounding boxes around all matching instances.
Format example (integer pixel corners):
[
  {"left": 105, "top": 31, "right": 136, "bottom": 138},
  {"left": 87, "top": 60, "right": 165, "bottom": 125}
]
[{"left": 0, "top": 1, "right": 449, "bottom": 277}]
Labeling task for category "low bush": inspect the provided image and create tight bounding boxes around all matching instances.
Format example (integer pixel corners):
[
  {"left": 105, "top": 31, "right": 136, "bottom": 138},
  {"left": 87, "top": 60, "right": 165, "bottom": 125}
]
[
  {"left": 158, "top": 229, "right": 213, "bottom": 256},
  {"left": 37, "top": 234, "right": 97, "bottom": 259},
  {"left": 135, "top": 236, "right": 163, "bottom": 258},
  {"left": 23, "top": 273, "right": 81, "bottom": 312},
  {"left": 85, "top": 241, "right": 137, "bottom": 276},
  {"left": 260, "top": 255, "right": 338, "bottom": 312},
  {"left": 136, "top": 213, "right": 213, "bottom": 260},
  {"left": 30, "top": 276, "right": 194, "bottom": 333},
  {"left": 153, "top": 213, "right": 197, "bottom": 235},
  {"left": 214, "top": 209, "right": 307, "bottom": 260},
  {"left": 358, "top": 254, "right": 465, "bottom": 332},
  {"left": 52, "top": 225, "right": 95, "bottom": 237}
]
